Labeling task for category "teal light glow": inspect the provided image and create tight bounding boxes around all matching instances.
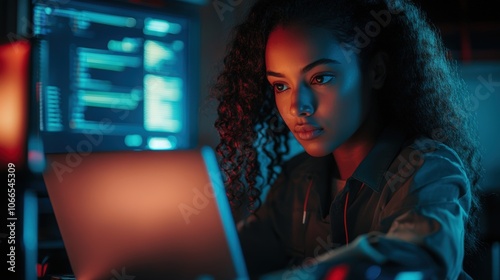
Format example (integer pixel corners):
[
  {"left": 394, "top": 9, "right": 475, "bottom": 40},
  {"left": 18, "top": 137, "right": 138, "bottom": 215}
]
[
  {"left": 107, "top": 38, "right": 141, "bottom": 53},
  {"left": 148, "top": 137, "right": 175, "bottom": 150},
  {"left": 23, "top": 190, "right": 38, "bottom": 280},
  {"left": 144, "top": 40, "right": 175, "bottom": 70},
  {"left": 55, "top": 9, "right": 136, "bottom": 28},
  {"left": 145, "top": 18, "right": 169, "bottom": 34},
  {"left": 144, "top": 75, "right": 182, "bottom": 101},
  {"left": 144, "top": 18, "right": 182, "bottom": 36},
  {"left": 394, "top": 271, "right": 424, "bottom": 280},
  {"left": 172, "top": 40, "right": 184, "bottom": 51},
  {"left": 78, "top": 48, "right": 141, "bottom": 71},
  {"left": 124, "top": 134, "right": 143, "bottom": 147},
  {"left": 78, "top": 78, "right": 112, "bottom": 91},
  {"left": 82, "top": 11, "right": 136, "bottom": 28},
  {"left": 144, "top": 75, "right": 183, "bottom": 133},
  {"left": 78, "top": 89, "right": 141, "bottom": 110}
]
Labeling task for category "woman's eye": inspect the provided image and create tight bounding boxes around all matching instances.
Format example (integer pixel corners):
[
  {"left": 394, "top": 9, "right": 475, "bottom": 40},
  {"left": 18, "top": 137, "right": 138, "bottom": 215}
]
[
  {"left": 273, "top": 83, "right": 289, "bottom": 93},
  {"left": 311, "top": 75, "right": 335, "bottom": 85}
]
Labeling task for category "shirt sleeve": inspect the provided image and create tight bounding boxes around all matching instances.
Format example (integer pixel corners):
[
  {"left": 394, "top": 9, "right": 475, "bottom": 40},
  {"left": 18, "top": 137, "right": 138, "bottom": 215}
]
[{"left": 377, "top": 142, "right": 472, "bottom": 279}]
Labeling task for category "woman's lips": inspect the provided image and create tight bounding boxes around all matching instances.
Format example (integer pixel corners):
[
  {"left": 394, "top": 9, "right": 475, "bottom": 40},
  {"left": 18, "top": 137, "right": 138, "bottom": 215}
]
[{"left": 294, "top": 125, "right": 324, "bottom": 140}]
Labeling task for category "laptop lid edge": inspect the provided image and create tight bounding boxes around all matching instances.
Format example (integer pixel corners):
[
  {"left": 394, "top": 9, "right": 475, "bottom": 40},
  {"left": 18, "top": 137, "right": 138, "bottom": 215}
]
[{"left": 201, "top": 146, "right": 249, "bottom": 279}]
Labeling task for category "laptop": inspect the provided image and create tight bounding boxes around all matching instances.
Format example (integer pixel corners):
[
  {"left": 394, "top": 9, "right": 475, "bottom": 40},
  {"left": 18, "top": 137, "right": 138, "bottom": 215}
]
[{"left": 43, "top": 147, "right": 249, "bottom": 280}]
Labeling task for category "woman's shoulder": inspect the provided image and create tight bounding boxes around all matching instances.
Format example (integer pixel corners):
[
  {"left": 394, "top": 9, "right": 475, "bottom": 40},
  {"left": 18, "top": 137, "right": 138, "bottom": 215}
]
[
  {"left": 388, "top": 135, "right": 470, "bottom": 192},
  {"left": 404, "top": 135, "right": 466, "bottom": 169}
]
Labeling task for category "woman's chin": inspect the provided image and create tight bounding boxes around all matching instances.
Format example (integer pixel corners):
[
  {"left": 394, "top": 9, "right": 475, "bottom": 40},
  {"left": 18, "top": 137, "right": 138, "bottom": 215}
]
[{"left": 300, "top": 143, "right": 333, "bottom": 158}]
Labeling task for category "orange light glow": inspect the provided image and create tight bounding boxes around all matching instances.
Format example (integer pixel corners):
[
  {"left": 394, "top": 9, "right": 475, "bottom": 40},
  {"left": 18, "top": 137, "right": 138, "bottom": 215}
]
[{"left": 0, "top": 40, "right": 29, "bottom": 166}]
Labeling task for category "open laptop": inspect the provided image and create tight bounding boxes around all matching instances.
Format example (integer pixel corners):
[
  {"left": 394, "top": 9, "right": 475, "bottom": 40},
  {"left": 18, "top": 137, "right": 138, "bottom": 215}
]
[{"left": 43, "top": 147, "right": 249, "bottom": 280}]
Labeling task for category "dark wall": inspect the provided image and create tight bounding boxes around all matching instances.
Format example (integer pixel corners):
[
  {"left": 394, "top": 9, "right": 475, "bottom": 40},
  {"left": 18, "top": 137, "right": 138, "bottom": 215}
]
[{"left": 1, "top": 0, "right": 17, "bottom": 45}]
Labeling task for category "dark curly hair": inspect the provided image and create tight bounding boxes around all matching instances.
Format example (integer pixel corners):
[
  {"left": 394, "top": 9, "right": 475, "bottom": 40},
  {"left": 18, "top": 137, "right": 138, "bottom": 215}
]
[{"left": 212, "top": 0, "right": 483, "bottom": 252}]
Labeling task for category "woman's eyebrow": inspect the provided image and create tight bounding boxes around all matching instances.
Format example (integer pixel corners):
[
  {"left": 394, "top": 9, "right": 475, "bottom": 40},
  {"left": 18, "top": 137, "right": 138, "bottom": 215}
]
[
  {"left": 266, "top": 58, "right": 340, "bottom": 78},
  {"left": 301, "top": 58, "right": 340, "bottom": 74}
]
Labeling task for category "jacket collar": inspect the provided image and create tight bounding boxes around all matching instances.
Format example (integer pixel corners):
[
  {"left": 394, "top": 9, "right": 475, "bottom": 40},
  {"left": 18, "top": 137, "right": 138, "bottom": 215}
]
[
  {"left": 298, "top": 126, "right": 408, "bottom": 193},
  {"left": 350, "top": 126, "right": 408, "bottom": 192}
]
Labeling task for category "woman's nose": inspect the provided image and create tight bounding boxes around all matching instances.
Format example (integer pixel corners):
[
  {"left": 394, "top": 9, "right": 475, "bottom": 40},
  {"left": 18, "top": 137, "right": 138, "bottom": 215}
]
[{"left": 290, "top": 85, "right": 316, "bottom": 117}]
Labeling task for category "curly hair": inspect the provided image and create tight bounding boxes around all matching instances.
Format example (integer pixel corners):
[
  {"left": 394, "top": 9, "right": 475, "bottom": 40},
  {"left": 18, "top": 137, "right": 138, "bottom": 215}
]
[{"left": 212, "top": 0, "right": 483, "bottom": 252}]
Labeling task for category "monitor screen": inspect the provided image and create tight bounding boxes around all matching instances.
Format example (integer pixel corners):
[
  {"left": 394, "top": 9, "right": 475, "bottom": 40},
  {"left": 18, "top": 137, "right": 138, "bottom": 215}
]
[{"left": 32, "top": 0, "right": 198, "bottom": 153}]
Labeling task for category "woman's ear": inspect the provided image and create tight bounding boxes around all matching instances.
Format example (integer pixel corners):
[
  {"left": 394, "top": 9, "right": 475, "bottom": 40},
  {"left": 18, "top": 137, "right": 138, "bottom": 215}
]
[{"left": 370, "top": 52, "right": 388, "bottom": 90}]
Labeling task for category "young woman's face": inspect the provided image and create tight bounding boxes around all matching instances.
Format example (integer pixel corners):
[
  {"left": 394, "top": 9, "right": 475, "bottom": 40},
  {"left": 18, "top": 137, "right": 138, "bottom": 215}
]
[{"left": 265, "top": 25, "right": 373, "bottom": 157}]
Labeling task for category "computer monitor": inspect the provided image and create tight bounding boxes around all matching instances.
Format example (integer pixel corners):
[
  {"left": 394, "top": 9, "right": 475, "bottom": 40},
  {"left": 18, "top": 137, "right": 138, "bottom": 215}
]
[{"left": 31, "top": 0, "right": 199, "bottom": 153}]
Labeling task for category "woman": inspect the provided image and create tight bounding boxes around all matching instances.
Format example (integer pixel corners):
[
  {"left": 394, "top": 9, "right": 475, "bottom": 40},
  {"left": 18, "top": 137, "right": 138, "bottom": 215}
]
[{"left": 212, "top": 0, "right": 482, "bottom": 279}]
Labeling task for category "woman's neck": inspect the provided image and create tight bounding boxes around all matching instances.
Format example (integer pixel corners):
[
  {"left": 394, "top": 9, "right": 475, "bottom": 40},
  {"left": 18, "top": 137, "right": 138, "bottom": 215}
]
[{"left": 333, "top": 110, "right": 383, "bottom": 181}]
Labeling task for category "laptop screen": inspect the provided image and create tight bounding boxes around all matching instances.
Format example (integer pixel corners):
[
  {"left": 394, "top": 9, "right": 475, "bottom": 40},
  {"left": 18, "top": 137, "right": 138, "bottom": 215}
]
[{"left": 43, "top": 147, "right": 248, "bottom": 279}]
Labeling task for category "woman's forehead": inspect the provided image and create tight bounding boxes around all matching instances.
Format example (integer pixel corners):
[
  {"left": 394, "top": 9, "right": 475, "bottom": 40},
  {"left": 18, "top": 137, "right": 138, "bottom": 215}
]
[{"left": 265, "top": 25, "right": 359, "bottom": 70}]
